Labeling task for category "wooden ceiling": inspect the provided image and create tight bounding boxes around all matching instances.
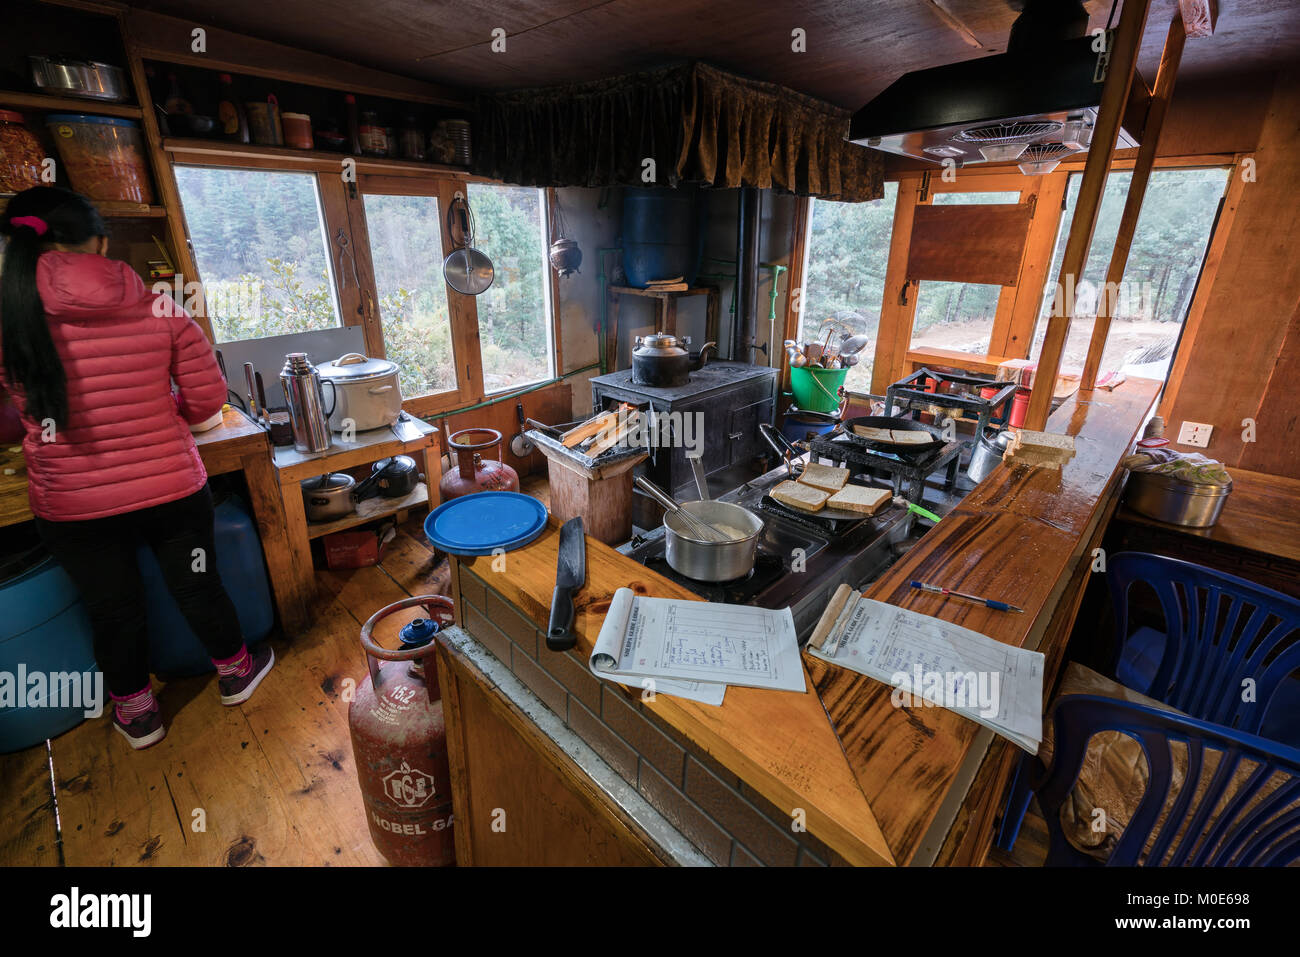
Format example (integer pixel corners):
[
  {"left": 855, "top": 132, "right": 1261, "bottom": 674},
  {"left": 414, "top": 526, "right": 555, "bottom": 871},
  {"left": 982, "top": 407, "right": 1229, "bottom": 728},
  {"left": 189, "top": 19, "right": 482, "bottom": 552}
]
[{"left": 123, "top": 0, "right": 1299, "bottom": 108}]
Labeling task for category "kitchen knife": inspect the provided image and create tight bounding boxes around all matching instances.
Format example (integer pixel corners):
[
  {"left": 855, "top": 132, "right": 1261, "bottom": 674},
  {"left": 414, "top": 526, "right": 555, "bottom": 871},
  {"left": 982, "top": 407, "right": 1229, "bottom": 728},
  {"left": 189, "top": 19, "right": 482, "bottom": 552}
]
[
  {"left": 243, "top": 362, "right": 259, "bottom": 419},
  {"left": 254, "top": 371, "right": 269, "bottom": 426},
  {"left": 546, "top": 517, "right": 586, "bottom": 651}
]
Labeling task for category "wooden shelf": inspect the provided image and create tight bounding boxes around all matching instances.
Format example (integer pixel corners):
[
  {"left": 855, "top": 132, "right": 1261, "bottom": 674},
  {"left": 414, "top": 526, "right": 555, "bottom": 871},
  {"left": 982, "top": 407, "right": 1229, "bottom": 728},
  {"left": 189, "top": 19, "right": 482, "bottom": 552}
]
[
  {"left": 0, "top": 196, "right": 166, "bottom": 219},
  {"left": 0, "top": 90, "right": 143, "bottom": 119},
  {"left": 163, "top": 137, "right": 470, "bottom": 176},
  {"left": 304, "top": 481, "right": 429, "bottom": 540}
]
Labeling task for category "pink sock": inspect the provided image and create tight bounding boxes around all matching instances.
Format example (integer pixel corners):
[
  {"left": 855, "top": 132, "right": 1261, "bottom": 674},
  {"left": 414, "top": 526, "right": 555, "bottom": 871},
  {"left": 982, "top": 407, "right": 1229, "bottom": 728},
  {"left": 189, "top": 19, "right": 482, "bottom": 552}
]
[
  {"left": 112, "top": 685, "right": 157, "bottom": 723},
  {"left": 213, "top": 645, "right": 251, "bottom": 679}
]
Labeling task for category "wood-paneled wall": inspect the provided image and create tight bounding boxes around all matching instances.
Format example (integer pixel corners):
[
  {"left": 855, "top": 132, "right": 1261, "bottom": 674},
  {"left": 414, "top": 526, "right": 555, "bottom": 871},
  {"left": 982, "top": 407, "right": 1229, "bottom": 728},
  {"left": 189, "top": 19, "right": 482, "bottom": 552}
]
[{"left": 1160, "top": 70, "right": 1300, "bottom": 479}]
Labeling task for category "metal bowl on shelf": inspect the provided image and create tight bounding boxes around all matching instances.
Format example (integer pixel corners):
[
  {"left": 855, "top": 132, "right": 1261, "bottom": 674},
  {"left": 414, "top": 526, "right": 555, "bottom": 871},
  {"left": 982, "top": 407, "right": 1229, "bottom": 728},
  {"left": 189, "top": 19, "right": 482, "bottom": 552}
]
[{"left": 28, "top": 56, "right": 129, "bottom": 102}]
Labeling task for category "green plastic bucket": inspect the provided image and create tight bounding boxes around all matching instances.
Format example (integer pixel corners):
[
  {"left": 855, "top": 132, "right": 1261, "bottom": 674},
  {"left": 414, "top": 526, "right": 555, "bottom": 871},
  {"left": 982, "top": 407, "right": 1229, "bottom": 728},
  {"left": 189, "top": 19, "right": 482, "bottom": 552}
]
[{"left": 790, "top": 367, "right": 848, "bottom": 413}]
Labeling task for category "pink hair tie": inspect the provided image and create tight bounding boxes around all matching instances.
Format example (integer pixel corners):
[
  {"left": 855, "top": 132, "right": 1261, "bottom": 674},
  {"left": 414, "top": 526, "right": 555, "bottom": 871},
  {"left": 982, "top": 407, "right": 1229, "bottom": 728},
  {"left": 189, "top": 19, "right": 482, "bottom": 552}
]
[{"left": 10, "top": 215, "right": 49, "bottom": 236}]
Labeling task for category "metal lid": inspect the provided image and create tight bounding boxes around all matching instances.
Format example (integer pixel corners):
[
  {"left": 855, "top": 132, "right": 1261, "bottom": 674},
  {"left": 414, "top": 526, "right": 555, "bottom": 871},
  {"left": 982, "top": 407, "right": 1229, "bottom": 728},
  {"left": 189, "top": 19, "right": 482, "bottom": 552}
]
[
  {"left": 317, "top": 352, "right": 398, "bottom": 381},
  {"left": 634, "top": 332, "right": 689, "bottom": 356}
]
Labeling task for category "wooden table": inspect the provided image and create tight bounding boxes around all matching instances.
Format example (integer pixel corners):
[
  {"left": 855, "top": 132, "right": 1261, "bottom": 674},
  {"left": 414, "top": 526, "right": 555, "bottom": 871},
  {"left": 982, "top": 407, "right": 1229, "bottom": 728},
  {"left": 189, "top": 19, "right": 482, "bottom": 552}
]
[
  {"left": 1112, "top": 466, "right": 1300, "bottom": 595},
  {"left": 273, "top": 414, "right": 440, "bottom": 617},
  {"left": 0, "top": 407, "right": 311, "bottom": 633}
]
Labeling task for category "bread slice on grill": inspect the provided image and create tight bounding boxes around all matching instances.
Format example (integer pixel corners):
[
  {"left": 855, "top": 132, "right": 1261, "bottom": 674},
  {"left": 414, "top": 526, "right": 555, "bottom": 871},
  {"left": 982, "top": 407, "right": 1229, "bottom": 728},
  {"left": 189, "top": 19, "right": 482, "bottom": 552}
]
[
  {"left": 798, "top": 462, "right": 850, "bottom": 493},
  {"left": 771, "top": 480, "right": 830, "bottom": 513},
  {"left": 826, "top": 484, "right": 893, "bottom": 515}
]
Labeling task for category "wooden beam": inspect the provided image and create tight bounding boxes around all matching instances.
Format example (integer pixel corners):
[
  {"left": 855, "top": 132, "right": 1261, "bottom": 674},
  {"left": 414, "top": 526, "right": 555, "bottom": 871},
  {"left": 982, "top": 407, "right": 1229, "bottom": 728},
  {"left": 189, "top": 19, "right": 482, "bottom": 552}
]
[
  {"left": 995, "top": 172, "right": 1068, "bottom": 359},
  {"left": 780, "top": 195, "right": 812, "bottom": 396},
  {"left": 1079, "top": 15, "right": 1188, "bottom": 394},
  {"left": 871, "top": 175, "right": 925, "bottom": 393},
  {"left": 1024, "top": 0, "right": 1153, "bottom": 430}
]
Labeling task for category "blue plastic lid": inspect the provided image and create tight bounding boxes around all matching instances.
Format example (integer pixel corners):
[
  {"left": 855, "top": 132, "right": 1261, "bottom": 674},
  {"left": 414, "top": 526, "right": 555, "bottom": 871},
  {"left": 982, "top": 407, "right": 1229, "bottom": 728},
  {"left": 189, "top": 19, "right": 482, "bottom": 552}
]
[
  {"left": 399, "top": 617, "right": 439, "bottom": 648},
  {"left": 424, "top": 491, "right": 548, "bottom": 556},
  {"left": 45, "top": 114, "right": 140, "bottom": 128}
]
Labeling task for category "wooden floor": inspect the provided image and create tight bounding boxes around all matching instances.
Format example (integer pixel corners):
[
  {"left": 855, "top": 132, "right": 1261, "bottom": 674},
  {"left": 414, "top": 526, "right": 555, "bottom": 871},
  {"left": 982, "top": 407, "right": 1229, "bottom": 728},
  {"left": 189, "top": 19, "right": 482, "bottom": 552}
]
[{"left": 0, "top": 474, "right": 1049, "bottom": 867}]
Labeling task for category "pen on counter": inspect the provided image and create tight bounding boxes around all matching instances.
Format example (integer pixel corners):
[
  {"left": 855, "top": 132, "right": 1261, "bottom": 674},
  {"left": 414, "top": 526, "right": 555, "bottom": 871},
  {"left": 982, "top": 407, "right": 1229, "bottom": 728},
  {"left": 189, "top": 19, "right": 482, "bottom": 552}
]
[{"left": 910, "top": 580, "right": 1024, "bottom": 613}]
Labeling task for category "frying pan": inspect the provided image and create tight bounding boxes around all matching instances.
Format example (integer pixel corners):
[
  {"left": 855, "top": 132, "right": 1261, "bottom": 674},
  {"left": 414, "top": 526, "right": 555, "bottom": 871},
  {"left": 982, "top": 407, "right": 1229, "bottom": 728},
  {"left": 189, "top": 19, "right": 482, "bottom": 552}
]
[
  {"left": 443, "top": 194, "right": 494, "bottom": 295},
  {"left": 841, "top": 415, "right": 943, "bottom": 453}
]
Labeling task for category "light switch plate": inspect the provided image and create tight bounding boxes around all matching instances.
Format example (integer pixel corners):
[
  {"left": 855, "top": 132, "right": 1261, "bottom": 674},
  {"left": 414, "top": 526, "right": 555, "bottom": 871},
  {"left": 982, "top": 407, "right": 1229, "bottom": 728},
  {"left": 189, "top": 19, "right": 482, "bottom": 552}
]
[{"left": 1178, "top": 421, "right": 1213, "bottom": 447}]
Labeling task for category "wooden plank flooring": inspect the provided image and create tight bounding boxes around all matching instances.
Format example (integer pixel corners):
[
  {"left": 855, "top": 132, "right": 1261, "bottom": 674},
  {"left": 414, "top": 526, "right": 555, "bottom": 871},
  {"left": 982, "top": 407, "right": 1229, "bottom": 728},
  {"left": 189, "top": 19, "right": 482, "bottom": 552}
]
[{"left": 0, "top": 512, "right": 459, "bottom": 867}]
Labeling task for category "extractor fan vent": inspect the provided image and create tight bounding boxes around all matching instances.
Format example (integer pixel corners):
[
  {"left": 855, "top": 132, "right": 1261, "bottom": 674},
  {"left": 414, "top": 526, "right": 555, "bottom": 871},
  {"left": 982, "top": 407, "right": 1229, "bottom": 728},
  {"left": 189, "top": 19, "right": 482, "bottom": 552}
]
[
  {"left": 1018, "top": 142, "right": 1076, "bottom": 175},
  {"left": 1019, "top": 142, "right": 1075, "bottom": 160},
  {"left": 956, "top": 121, "right": 1064, "bottom": 144},
  {"left": 957, "top": 121, "right": 1065, "bottom": 162}
]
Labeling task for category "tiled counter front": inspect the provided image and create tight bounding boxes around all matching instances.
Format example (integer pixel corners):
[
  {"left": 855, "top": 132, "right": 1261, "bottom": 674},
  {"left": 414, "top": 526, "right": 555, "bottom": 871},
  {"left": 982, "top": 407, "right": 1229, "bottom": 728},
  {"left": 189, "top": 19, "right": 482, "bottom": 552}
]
[{"left": 456, "top": 564, "right": 847, "bottom": 867}]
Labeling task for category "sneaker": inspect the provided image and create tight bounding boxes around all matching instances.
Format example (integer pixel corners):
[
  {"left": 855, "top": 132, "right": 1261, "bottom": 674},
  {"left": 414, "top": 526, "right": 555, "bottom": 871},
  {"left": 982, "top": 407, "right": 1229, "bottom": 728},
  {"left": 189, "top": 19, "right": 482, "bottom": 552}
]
[
  {"left": 219, "top": 644, "right": 275, "bottom": 705},
  {"left": 112, "top": 708, "right": 166, "bottom": 750}
]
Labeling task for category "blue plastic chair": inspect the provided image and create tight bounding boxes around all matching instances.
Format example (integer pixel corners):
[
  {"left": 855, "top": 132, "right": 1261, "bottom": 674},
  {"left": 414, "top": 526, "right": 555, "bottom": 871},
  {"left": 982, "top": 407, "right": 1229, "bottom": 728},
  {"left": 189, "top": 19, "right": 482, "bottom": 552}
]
[
  {"left": 997, "top": 552, "right": 1300, "bottom": 853},
  {"left": 1107, "top": 552, "right": 1300, "bottom": 744},
  {"left": 1036, "top": 694, "right": 1300, "bottom": 866}
]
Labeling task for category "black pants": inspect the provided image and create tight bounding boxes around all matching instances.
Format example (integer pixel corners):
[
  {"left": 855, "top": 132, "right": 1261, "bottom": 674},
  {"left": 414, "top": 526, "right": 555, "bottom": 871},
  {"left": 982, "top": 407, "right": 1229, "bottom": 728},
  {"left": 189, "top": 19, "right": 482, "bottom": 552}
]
[{"left": 35, "top": 484, "right": 245, "bottom": 697}]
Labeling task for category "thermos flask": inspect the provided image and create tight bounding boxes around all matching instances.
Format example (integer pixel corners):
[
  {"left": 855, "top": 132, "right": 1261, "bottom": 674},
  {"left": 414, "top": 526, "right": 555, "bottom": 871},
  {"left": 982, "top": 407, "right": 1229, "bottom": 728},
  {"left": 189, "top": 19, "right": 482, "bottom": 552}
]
[{"left": 280, "top": 352, "right": 334, "bottom": 453}]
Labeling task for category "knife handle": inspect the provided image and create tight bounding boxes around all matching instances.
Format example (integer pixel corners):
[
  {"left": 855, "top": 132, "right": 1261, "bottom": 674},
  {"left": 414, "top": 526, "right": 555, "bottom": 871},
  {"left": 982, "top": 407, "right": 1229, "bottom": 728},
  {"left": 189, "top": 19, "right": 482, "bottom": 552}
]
[{"left": 546, "top": 586, "right": 577, "bottom": 651}]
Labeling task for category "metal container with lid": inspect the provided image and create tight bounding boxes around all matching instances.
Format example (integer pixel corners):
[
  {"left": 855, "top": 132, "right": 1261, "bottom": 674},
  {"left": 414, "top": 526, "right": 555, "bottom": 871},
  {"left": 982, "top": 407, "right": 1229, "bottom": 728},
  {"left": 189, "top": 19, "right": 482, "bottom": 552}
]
[
  {"left": 28, "top": 56, "right": 128, "bottom": 102},
  {"left": 302, "top": 472, "right": 356, "bottom": 522},
  {"left": 1125, "top": 472, "right": 1233, "bottom": 528},
  {"left": 316, "top": 353, "right": 403, "bottom": 433}
]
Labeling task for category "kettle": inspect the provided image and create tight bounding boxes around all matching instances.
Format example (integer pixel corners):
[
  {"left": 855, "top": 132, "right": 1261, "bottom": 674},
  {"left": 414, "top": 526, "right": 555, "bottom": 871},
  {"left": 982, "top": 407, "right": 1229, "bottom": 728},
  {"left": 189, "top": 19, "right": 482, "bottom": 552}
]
[
  {"left": 630, "top": 333, "right": 716, "bottom": 388},
  {"left": 967, "top": 428, "right": 1015, "bottom": 485}
]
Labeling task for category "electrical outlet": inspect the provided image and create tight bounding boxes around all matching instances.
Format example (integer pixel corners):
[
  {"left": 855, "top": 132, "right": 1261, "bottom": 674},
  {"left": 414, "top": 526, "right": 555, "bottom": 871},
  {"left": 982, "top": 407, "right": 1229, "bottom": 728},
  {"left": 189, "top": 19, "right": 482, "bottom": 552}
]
[{"left": 1178, "top": 421, "right": 1213, "bottom": 448}]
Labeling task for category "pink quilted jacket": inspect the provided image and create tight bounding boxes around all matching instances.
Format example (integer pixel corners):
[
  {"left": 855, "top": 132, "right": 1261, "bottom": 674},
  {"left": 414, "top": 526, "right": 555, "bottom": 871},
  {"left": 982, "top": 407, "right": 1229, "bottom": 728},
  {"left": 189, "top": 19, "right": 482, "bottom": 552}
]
[{"left": 2, "top": 251, "right": 227, "bottom": 521}]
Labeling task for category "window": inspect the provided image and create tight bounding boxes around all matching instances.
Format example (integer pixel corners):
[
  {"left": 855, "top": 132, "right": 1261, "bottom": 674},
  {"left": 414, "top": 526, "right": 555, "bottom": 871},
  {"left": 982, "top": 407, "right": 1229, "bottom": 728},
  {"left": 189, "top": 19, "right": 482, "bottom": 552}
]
[
  {"left": 174, "top": 166, "right": 341, "bottom": 343},
  {"left": 363, "top": 193, "right": 458, "bottom": 399},
  {"left": 798, "top": 181, "right": 898, "bottom": 392},
  {"left": 465, "top": 183, "right": 555, "bottom": 392},
  {"left": 1031, "top": 167, "right": 1230, "bottom": 379}
]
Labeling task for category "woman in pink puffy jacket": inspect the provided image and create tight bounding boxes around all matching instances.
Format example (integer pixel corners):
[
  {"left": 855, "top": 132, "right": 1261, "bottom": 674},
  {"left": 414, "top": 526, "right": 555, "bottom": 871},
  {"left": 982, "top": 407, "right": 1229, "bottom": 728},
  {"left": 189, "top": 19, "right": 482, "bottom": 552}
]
[{"left": 0, "top": 186, "right": 273, "bottom": 749}]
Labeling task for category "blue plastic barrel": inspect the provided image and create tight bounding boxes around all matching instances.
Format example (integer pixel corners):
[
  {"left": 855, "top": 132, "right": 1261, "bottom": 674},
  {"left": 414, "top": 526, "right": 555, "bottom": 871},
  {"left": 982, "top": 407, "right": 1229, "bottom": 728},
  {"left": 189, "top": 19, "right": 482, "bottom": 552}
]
[
  {"left": 622, "top": 187, "right": 702, "bottom": 288},
  {"left": 0, "top": 556, "right": 100, "bottom": 753},
  {"left": 138, "top": 494, "right": 274, "bottom": 677}
]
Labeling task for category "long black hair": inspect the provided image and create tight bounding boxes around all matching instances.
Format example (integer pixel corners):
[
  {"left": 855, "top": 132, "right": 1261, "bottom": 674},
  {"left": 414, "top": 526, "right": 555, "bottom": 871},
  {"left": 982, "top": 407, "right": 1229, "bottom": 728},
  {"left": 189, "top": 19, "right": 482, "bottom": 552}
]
[{"left": 0, "top": 186, "right": 107, "bottom": 427}]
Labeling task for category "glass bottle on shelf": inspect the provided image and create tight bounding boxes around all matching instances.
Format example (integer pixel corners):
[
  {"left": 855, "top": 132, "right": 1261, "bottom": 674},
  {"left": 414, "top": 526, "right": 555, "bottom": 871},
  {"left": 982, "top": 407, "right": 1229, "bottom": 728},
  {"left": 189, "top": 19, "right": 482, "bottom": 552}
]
[{"left": 216, "top": 74, "right": 249, "bottom": 143}]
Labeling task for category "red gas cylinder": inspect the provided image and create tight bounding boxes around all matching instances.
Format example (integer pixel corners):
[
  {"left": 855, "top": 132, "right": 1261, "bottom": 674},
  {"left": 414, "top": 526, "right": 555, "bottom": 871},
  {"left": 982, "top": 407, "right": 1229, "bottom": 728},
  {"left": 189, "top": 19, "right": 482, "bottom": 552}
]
[
  {"left": 438, "top": 427, "right": 519, "bottom": 500},
  {"left": 348, "top": 595, "right": 457, "bottom": 866}
]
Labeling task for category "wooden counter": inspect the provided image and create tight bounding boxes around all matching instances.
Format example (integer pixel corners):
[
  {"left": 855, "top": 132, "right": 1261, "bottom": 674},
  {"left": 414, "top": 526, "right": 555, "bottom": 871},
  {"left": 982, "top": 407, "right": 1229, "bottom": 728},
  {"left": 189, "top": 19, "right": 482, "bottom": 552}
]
[
  {"left": 451, "top": 378, "right": 1161, "bottom": 865},
  {"left": 807, "top": 378, "right": 1161, "bottom": 864}
]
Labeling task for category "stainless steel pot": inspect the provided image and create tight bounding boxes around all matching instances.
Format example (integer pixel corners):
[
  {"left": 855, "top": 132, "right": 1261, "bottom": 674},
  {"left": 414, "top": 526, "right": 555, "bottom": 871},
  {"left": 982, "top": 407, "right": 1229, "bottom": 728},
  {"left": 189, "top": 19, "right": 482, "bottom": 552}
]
[
  {"left": 1125, "top": 472, "right": 1233, "bottom": 528},
  {"left": 664, "top": 501, "right": 763, "bottom": 581},
  {"left": 302, "top": 472, "right": 356, "bottom": 522},
  {"left": 28, "top": 56, "right": 128, "bottom": 102},
  {"left": 316, "top": 353, "right": 403, "bottom": 433}
]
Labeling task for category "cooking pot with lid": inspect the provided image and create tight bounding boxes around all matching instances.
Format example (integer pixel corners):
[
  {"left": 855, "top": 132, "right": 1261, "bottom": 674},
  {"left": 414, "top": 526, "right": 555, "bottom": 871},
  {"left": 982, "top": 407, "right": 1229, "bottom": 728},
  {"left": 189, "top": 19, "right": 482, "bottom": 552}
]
[
  {"left": 316, "top": 352, "right": 403, "bottom": 433},
  {"left": 302, "top": 472, "right": 357, "bottom": 522},
  {"left": 354, "top": 455, "right": 421, "bottom": 501}
]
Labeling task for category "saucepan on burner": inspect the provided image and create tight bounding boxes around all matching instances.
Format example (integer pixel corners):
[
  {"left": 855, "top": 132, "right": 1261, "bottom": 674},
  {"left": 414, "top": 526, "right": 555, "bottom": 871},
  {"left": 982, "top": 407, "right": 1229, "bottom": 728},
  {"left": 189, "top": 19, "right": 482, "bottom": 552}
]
[{"left": 635, "top": 475, "right": 763, "bottom": 582}]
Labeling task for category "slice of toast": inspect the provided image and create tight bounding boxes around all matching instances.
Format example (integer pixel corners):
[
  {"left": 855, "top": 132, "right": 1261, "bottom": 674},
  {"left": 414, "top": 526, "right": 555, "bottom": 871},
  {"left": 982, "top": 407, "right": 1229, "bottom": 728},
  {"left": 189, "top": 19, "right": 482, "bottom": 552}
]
[
  {"left": 826, "top": 484, "right": 893, "bottom": 515},
  {"left": 798, "top": 462, "right": 850, "bottom": 493},
  {"left": 888, "top": 429, "right": 933, "bottom": 445},
  {"left": 771, "top": 480, "right": 830, "bottom": 513}
]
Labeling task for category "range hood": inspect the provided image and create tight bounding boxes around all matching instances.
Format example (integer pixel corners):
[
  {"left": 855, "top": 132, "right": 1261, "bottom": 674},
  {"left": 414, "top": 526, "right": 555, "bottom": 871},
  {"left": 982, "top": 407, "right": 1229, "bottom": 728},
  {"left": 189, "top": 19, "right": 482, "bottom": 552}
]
[{"left": 848, "top": 0, "right": 1144, "bottom": 170}]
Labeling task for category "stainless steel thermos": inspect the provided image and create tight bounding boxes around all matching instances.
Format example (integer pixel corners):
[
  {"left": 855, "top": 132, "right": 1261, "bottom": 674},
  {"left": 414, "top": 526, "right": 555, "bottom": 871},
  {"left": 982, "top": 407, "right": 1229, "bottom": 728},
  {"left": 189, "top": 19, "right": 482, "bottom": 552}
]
[{"left": 280, "top": 352, "right": 334, "bottom": 453}]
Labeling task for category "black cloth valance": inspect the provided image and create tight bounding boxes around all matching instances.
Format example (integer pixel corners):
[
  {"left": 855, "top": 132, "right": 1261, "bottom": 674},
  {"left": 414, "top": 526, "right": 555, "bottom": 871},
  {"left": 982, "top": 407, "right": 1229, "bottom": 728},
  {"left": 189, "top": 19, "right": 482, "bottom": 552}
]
[{"left": 471, "top": 62, "right": 883, "bottom": 202}]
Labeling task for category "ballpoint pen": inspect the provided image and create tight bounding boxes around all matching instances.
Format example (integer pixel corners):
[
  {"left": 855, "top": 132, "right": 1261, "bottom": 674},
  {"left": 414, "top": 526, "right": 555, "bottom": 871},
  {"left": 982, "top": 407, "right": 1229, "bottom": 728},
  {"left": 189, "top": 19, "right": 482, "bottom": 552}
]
[{"left": 910, "top": 580, "right": 1025, "bottom": 613}]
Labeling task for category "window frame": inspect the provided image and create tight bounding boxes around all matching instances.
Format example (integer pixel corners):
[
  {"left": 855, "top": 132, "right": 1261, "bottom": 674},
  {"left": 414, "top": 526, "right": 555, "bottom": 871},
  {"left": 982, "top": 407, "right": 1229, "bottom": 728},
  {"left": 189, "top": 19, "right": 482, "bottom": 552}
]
[
  {"left": 166, "top": 146, "right": 562, "bottom": 418},
  {"left": 789, "top": 155, "right": 1241, "bottom": 394}
]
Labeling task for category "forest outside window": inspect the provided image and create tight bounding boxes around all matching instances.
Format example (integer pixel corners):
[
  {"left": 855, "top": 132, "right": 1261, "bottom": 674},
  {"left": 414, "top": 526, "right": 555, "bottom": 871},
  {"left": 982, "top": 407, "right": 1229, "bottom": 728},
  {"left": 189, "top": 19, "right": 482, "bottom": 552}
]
[
  {"left": 174, "top": 166, "right": 342, "bottom": 343},
  {"left": 798, "top": 181, "right": 898, "bottom": 392},
  {"left": 1030, "top": 166, "right": 1231, "bottom": 380},
  {"left": 465, "top": 183, "right": 555, "bottom": 393}
]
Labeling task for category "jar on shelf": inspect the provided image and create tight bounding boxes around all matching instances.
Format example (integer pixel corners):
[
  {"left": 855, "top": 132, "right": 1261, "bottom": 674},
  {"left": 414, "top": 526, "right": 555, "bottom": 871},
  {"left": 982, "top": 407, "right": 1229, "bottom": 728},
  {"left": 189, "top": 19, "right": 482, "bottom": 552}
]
[
  {"left": 358, "top": 111, "right": 387, "bottom": 157},
  {"left": 43, "top": 113, "right": 154, "bottom": 205},
  {"left": 281, "top": 112, "right": 313, "bottom": 150},
  {"left": 398, "top": 116, "right": 425, "bottom": 161},
  {"left": 0, "top": 110, "right": 45, "bottom": 193}
]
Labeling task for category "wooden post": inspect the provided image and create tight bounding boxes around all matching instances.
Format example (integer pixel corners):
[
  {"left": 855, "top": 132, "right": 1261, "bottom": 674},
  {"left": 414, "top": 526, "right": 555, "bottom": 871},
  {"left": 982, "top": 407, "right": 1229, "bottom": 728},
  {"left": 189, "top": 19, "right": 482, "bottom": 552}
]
[
  {"left": 1079, "top": 15, "right": 1188, "bottom": 395},
  {"left": 1024, "top": 0, "right": 1152, "bottom": 430}
]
